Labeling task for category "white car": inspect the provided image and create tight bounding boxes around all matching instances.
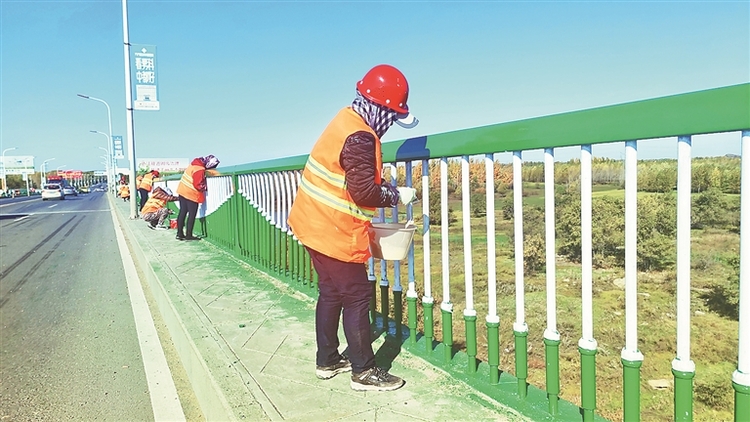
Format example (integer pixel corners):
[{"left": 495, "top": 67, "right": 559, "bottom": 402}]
[
  {"left": 41, "top": 184, "right": 65, "bottom": 200},
  {"left": 62, "top": 186, "right": 78, "bottom": 196}
]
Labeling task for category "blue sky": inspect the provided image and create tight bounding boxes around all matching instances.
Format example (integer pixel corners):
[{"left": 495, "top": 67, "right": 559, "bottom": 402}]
[{"left": 1, "top": 1, "right": 748, "bottom": 173}]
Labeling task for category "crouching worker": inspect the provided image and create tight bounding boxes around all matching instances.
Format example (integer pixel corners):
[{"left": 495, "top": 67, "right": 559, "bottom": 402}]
[
  {"left": 119, "top": 183, "right": 130, "bottom": 202},
  {"left": 142, "top": 187, "right": 178, "bottom": 230}
]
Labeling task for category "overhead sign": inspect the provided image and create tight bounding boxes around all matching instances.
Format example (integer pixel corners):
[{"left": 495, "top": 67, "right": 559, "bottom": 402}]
[
  {"left": 112, "top": 135, "right": 125, "bottom": 159},
  {"left": 93, "top": 170, "right": 107, "bottom": 176},
  {"left": 137, "top": 158, "right": 189, "bottom": 173},
  {"left": 1, "top": 155, "right": 35, "bottom": 175},
  {"left": 131, "top": 44, "right": 160, "bottom": 111},
  {"left": 59, "top": 170, "right": 83, "bottom": 179}
]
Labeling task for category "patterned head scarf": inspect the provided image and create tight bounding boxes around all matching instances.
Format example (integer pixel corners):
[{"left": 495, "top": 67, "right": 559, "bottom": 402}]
[
  {"left": 202, "top": 155, "right": 220, "bottom": 169},
  {"left": 351, "top": 91, "right": 398, "bottom": 139}
]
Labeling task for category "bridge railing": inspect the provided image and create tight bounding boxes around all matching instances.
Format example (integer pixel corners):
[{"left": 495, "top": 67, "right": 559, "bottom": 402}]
[{"left": 158, "top": 83, "right": 749, "bottom": 421}]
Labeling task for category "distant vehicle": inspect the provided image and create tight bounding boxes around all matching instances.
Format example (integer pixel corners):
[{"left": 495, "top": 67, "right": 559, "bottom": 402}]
[
  {"left": 41, "top": 184, "right": 64, "bottom": 200},
  {"left": 62, "top": 186, "right": 78, "bottom": 196},
  {"left": 79, "top": 186, "right": 90, "bottom": 193}
]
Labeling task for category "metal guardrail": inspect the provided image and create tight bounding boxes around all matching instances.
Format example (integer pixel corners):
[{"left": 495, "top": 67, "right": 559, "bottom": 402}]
[{"left": 158, "top": 83, "right": 750, "bottom": 421}]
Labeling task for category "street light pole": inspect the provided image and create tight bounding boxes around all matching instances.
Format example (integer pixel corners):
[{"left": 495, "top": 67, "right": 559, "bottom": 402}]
[
  {"left": 1, "top": 147, "right": 18, "bottom": 193},
  {"left": 41, "top": 158, "right": 55, "bottom": 186},
  {"left": 90, "top": 130, "right": 112, "bottom": 193},
  {"left": 78, "top": 94, "right": 114, "bottom": 194}
]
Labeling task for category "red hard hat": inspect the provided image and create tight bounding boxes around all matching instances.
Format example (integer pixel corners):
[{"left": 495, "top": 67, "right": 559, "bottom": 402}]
[
  {"left": 356, "top": 64, "right": 409, "bottom": 114},
  {"left": 152, "top": 170, "right": 160, "bottom": 177}
]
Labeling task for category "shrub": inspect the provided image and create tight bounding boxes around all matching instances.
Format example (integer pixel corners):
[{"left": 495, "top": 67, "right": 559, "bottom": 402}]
[
  {"left": 557, "top": 192, "right": 676, "bottom": 271},
  {"left": 702, "top": 254, "right": 740, "bottom": 320},
  {"left": 428, "top": 188, "right": 456, "bottom": 227},
  {"left": 692, "top": 188, "right": 729, "bottom": 229}
]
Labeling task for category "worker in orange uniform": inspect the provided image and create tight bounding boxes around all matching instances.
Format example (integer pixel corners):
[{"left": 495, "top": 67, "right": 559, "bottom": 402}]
[
  {"left": 287, "top": 64, "right": 418, "bottom": 392},
  {"left": 137, "top": 170, "right": 160, "bottom": 212},
  {"left": 118, "top": 182, "right": 130, "bottom": 202},
  {"left": 175, "top": 155, "right": 220, "bottom": 241},
  {"left": 142, "top": 187, "right": 178, "bottom": 230}
]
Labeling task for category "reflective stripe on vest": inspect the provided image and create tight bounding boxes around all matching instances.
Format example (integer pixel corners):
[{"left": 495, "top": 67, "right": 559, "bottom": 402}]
[
  {"left": 141, "top": 197, "right": 166, "bottom": 215},
  {"left": 177, "top": 165, "right": 203, "bottom": 203},
  {"left": 299, "top": 155, "right": 375, "bottom": 221},
  {"left": 140, "top": 174, "right": 154, "bottom": 191},
  {"left": 287, "top": 107, "right": 382, "bottom": 263}
]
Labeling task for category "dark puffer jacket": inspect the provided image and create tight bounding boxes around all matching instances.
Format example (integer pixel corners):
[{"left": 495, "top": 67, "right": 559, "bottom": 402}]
[{"left": 339, "top": 131, "right": 400, "bottom": 208}]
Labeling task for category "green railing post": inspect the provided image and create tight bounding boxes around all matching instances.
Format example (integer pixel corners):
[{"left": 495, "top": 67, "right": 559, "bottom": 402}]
[
  {"left": 622, "top": 356, "right": 643, "bottom": 422},
  {"left": 232, "top": 175, "right": 240, "bottom": 253},
  {"left": 380, "top": 281, "right": 390, "bottom": 333},
  {"left": 302, "top": 244, "right": 310, "bottom": 287},
  {"left": 369, "top": 275, "right": 377, "bottom": 325},
  {"left": 311, "top": 255, "right": 319, "bottom": 291},
  {"left": 544, "top": 337, "right": 561, "bottom": 415},
  {"left": 274, "top": 226, "right": 281, "bottom": 274},
  {"left": 672, "top": 367, "right": 695, "bottom": 421},
  {"left": 261, "top": 218, "right": 268, "bottom": 268},
  {"left": 514, "top": 328, "right": 528, "bottom": 398},
  {"left": 407, "top": 292, "right": 417, "bottom": 344},
  {"left": 393, "top": 289, "right": 403, "bottom": 339},
  {"left": 579, "top": 342, "right": 598, "bottom": 422},
  {"left": 486, "top": 318, "right": 500, "bottom": 384},
  {"left": 289, "top": 234, "right": 296, "bottom": 283},
  {"left": 423, "top": 297, "right": 434, "bottom": 353},
  {"left": 442, "top": 304, "right": 453, "bottom": 364},
  {"left": 733, "top": 377, "right": 750, "bottom": 422},
  {"left": 465, "top": 313, "right": 477, "bottom": 374}
]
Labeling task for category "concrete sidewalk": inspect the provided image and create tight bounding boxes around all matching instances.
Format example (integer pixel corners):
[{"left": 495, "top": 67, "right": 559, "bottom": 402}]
[{"left": 111, "top": 197, "right": 525, "bottom": 421}]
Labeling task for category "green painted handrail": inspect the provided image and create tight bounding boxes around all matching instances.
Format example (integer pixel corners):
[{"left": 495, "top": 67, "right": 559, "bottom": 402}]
[{"left": 206, "top": 83, "right": 748, "bottom": 177}]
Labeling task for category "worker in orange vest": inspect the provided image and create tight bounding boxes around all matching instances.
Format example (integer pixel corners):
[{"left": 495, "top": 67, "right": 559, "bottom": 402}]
[
  {"left": 137, "top": 170, "right": 159, "bottom": 212},
  {"left": 175, "top": 155, "right": 219, "bottom": 241},
  {"left": 142, "top": 187, "right": 178, "bottom": 230},
  {"left": 287, "top": 64, "right": 418, "bottom": 392},
  {"left": 118, "top": 183, "right": 130, "bottom": 202}
]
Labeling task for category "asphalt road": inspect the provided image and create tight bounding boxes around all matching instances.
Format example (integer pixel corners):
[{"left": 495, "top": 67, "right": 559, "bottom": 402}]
[{"left": 0, "top": 192, "right": 156, "bottom": 421}]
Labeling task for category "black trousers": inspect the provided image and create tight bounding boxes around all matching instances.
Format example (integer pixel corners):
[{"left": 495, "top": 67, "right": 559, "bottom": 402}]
[
  {"left": 138, "top": 188, "right": 149, "bottom": 211},
  {"left": 176, "top": 196, "right": 199, "bottom": 237},
  {"left": 307, "top": 247, "right": 375, "bottom": 373}
]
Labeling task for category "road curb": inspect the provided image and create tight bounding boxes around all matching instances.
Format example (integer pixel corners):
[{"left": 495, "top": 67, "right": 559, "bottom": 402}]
[{"left": 109, "top": 195, "right": 237, "bottom": 421}]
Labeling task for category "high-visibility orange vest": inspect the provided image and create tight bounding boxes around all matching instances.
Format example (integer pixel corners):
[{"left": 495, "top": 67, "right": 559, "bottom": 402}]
[
  {"left": 139, "top": 173, "right": 155, "bottom": 192},
  {"left": 136, "top": 175, "right": 143, "bottom": 188},
  {"left": 287, "top": 107, "right": 382, "bottom": 263},
  {"left": 177, "top": 164, "right": 205, "bottom": 203},
  {"left": 119, "top": 185, "right": 130, "bottom": 198},
  {"left": 141, "top": 196, "right": 167, "bottom": 214}
]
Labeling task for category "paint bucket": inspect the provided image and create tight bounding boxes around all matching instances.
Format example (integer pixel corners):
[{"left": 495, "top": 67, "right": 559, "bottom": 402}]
[
  {"left": 368, "top": 223, "right": 417, "bottom": 261},
  {"left": 169, "top": 218, "right": 177, "bottom": 229}
]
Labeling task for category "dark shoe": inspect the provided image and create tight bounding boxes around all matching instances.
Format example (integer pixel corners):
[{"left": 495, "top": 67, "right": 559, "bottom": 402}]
[
  {"left": 183, "top": 236, "right": 201, "bottom": 241},
  {"left": 350, "top": 367, "right": 404, "bottom": 391},
  {"left": 176, "top": 234, "right": 185, "bottom": 241},
  {"left": 316, "top": 357, "right": 352, "bottom": 380},
  {"left": 147, "top": 223, "right": 155, "bottom": 230}
]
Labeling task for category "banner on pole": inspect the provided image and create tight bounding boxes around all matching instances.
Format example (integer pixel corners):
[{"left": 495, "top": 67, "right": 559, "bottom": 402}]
[
  {"left": 131, "top": 44, "right": 160, "bottom": 111},
  {"left": 113, "top": 135, "right": 125, "bottom": 159}
]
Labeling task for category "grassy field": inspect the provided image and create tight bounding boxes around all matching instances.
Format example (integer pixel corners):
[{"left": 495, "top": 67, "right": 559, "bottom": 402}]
[{"left": 379, "top": 183, "right": 739, "bottom": 422}]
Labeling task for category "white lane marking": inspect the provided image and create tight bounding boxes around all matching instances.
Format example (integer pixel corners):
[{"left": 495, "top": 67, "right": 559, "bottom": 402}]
[
  {"left": 14, "top": 215, "right": 30, "bottom": 222},
  {"left": 31, "top": 209, "right": 108, "bottom": 215},
  {"left": 0, "top": 197, "right": 38, "bottom": 208},
  {"left": 48, "top": 204, "right": 58, "bottom": 208},
  {"left": 108, "top": 199, "right": 186, "bottom": 421}
]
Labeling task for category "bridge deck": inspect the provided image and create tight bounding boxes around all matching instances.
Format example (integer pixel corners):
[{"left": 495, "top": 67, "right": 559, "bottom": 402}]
[{"left": 112, "top": 197, "right": 526, "bottom": 421}]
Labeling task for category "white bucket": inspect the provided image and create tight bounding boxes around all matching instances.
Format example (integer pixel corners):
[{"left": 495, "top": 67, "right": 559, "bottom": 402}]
[{"left": 369, "top": 223, "right": 417, "bottom": 261}]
